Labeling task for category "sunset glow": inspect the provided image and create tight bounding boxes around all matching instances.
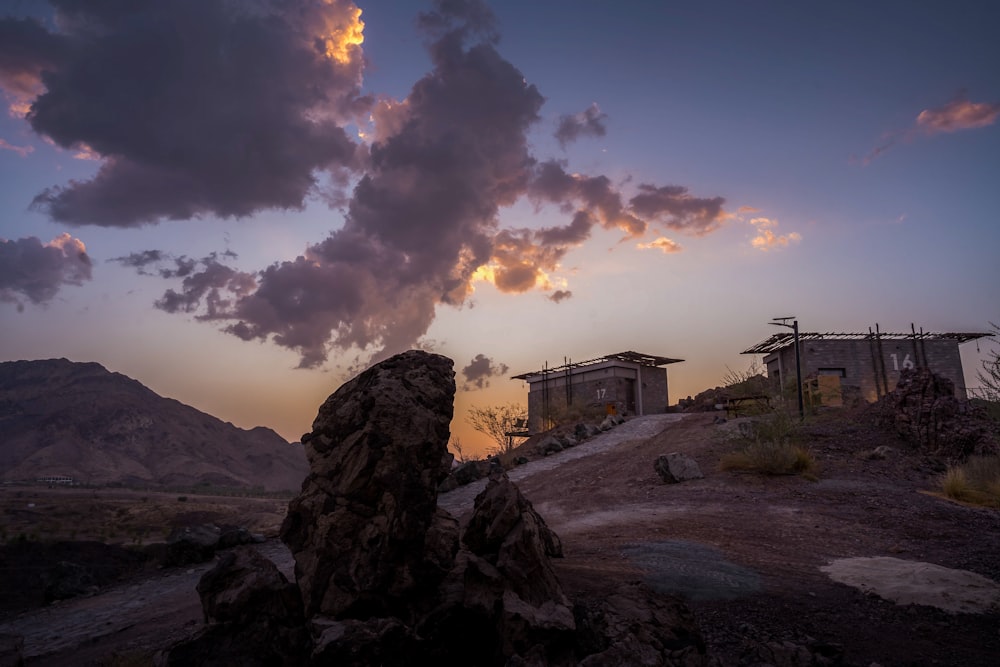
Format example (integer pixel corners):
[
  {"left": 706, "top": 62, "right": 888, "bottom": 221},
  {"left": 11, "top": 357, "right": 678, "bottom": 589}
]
[
  {"left": 320, "top": 5, "right": 365, "bottom": 64},
  {"left": 0, "top": 0, "right": 996, "bottom": 457}
]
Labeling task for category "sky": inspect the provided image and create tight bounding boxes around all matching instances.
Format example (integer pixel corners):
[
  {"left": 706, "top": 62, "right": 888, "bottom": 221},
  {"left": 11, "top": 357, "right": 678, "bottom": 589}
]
[{"left": 1, "top": 0, "right": 998, "bottom": 456}]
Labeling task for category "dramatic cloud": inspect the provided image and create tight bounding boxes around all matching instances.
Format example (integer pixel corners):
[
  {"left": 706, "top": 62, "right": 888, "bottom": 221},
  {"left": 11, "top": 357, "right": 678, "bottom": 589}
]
[
  {"left": 0, "top": 16, "right": 68, "bottom": 117},
  {"left": 555, "top": 103, "right": 607, "bottom": 148},
  {"left": 1, "top": 0, "right": 366, "bottom": 226},
  {"left": 528, "top": 161, "right": 647, "bottom": 237},
  {"left": 749, "top": 217, "right": 801, "bottom": 251},
  {"left": 0, "top": 137, "right": 32, "bottom": 156},
  {"left": 0, "top": 233, "right": 91, "bottom": 309},
  {"left": 637, "top": 237, "right": 682, "bottom": 254},
  {"left": 861, "top": 95, "right": 999, "bottom": 164},
  {"left": 461, "top": 353, "right": 509, "bottom": 391},
  {"left": 46, "top": 0, "right": 731, "bottom": 368}
]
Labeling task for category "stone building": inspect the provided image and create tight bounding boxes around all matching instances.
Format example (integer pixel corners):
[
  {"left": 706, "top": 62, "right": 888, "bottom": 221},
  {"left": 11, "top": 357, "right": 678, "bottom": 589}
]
[
  {"left": 511, "top": 351, "right": 683, "bottom": 432},
  {"left": 742, "top": 329, "right": 991, "bottom": 403}
]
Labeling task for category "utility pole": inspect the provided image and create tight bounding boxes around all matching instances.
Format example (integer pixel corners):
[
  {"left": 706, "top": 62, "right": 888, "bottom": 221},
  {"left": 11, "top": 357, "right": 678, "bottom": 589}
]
[{"left": 771, "top": 316, "right": 804, "bottom": 420}]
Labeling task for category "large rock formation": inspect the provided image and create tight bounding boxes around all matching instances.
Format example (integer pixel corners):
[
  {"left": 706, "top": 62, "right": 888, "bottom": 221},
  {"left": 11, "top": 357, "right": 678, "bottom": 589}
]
[
  {"left": 165, "top": 350, "right": 707, "bottom": 666},
  {"left": 280, "top": 350, "right": 458, "bottom": 619}
]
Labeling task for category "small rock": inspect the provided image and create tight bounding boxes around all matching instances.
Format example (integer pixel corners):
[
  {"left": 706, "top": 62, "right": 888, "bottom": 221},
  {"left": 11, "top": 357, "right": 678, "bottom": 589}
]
[{"left": 653, "top": 453, "right": 704, "bottom": 483}]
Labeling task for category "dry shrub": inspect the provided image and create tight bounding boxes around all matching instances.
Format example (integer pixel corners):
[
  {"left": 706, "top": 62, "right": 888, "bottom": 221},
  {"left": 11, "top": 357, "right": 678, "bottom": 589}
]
[
  {"left": 721, "top": 441, "right": 816, "bottom": 478},
  {"left": 942, "top": 455, "right": 1000, "bottom": 507},
  {"left": 720, "top": 411, "right": 817, "bottom": 478}
]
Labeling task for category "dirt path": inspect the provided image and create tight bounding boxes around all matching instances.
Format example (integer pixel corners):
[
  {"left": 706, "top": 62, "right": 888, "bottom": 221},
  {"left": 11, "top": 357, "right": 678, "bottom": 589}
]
[
  {"left": 514, "top": 413, "right": 1000, "bottom": 666},
  {"left": 3, "top": 411, "right": 999, "bottom": 666},
  {"left": 438, "top": 413, "right": 684, "bottom": 516}
]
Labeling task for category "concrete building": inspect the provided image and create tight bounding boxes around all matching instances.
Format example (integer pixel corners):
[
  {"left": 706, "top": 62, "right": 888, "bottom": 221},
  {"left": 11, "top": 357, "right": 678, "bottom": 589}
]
[
  {"left": 511, "top": 351, "right": 683, "bottom": 432},
  {"left": 742, "top": 329, "right": 991, "bottom": 403}
]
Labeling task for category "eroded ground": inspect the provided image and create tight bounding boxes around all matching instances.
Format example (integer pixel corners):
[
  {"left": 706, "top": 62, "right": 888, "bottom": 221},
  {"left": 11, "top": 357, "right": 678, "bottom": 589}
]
[
  {"left": 2, "top": 411, "right": 999, "bottom": 666},
  {"left": 512, "top": 412, "right": 1000, "bottom": 666}
]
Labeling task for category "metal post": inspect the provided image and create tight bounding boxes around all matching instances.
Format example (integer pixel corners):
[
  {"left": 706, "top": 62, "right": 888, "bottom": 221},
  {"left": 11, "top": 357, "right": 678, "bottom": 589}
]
[
  {"left": 771, "top": 316, "right": 804, "bottom": 420},
  {"left": 792, "top": 320, "right": 804, "bottom": 420}
]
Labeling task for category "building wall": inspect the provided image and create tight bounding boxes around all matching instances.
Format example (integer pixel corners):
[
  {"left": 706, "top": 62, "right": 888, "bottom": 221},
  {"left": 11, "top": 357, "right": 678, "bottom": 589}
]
[
  {"left": 523, "top": 363, "right": 669, "bottom": 432},
  {"left": 764, "top": 338, "right": 968, "bottom": 401},
  {"left": 639, "top": 364, "right": 669, "bottom": 414}
]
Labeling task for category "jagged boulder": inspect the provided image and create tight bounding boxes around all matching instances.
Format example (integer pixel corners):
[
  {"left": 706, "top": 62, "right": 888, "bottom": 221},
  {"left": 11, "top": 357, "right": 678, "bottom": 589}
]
[
  {"left": 463, "top": 471, "right": 575, "bottom": 658},
  {"left": 878, "top": 368, "right": 997, "bottom": 460},
  {"left": 280, "top": 350, "right": 458, "bottom": 619},
  {"left": 164, "top": 546, "right": 308, "bottom": 666},
  {"left": 653, "top": 453, "right": 704, "bottom": 484}
]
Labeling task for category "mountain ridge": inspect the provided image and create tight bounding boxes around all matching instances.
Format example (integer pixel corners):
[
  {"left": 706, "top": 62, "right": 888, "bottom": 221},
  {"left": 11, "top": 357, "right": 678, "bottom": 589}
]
[{"left": 0, "top": 358, "right": 308, "bottom": 490}]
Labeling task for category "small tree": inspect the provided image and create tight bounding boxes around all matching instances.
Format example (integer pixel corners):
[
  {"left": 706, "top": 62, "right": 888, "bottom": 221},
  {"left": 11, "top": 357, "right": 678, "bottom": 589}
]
[
  {"left": 466, "top": 403, "right": 528, "bottom": 456},
  {"left": 449, "top": 437, "right": 474, "bottom": 464}
]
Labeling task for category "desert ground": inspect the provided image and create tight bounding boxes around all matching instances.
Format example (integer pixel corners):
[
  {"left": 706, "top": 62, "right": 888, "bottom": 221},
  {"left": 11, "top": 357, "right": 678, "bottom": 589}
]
[{"left": 2, "top": 409, "right": 999, "bottom": 666}]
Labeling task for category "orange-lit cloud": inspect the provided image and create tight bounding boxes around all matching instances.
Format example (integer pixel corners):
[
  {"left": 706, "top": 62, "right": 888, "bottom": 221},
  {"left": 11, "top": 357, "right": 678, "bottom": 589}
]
[
  {"left": 72, "top": 143, "right": 100, "bottom": 161},
  {"left": 472, "top": 228, "right": 567, "bottom": 294},
  {"left": 637, "top": 236, "right": 682, "bottom": 254},
  {"left": 0, "top": 137, "right": 33, "bottom": 157},
  {"left": 916, "top": 98, "right": 1000, "bottom": 134},
  {"left": 0, "top": 66, "right": 46, "bottom": 117},
  {"left": 861, "top": 95, "right": 999, "bottom": 164},
  {"left": 749, "top": 217, "right": 801, "bottom": 251},
  {"left": 317, "top": 4, "right": 365, "bottom": 64}
]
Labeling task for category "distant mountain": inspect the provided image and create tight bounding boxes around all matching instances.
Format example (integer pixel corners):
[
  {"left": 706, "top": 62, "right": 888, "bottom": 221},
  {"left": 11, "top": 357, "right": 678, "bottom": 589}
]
[{"left": 0, "top": 359, "right": 309, "bottom": 490}]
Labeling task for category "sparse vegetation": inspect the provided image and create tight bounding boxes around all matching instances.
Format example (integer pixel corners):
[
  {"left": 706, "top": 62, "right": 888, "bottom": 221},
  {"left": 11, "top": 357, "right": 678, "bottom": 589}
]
[
  {"left": 466, "top": 403, "right": 528, "bottom": 456},
  {"left": 721, "top": 358, "right": 770, "bottom": 400},
  {"left": 720, "top": 410, "right": 817, "bottom": 478},
  {"left": 941, "top": 455, "right": 1000, "bottom": 507},
  {"left": 449, "top": 437, "right": 479, "bottom": 464}
]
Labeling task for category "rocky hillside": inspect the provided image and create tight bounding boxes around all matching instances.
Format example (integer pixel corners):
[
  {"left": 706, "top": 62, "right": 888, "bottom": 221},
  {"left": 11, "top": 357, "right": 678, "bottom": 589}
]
[{"left": 0, "top": 359, "right": 308, "bottom": 490}]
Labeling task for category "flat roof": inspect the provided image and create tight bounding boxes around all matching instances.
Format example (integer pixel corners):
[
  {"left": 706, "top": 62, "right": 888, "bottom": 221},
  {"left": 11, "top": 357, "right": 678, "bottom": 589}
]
[
  {"left": 512, "top": 350, "right": 684, "bottom": 380},
  {"left": 742, "top": 331, "right": 992, "bottom": 355}
]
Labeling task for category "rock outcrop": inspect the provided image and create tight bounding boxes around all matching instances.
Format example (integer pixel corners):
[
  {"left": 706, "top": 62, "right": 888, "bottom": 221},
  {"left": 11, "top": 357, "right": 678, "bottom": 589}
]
[
  {"left": 280, "top": 350, "right": 458, "bottom": 619},
  {"left": 163, "top": 546, "right": 308, "bottom": 666},
  {"left": 164, "top": 350, "right": 707, "bottom": 666},
  {"left": 878, "top": 368, "right": 997, "bottom": 460}
]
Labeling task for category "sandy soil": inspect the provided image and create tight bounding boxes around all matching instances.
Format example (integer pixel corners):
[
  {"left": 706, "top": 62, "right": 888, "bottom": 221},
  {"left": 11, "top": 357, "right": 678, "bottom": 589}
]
[{"left": 2, "top": 410, "right": 999, "bottom": 666}]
